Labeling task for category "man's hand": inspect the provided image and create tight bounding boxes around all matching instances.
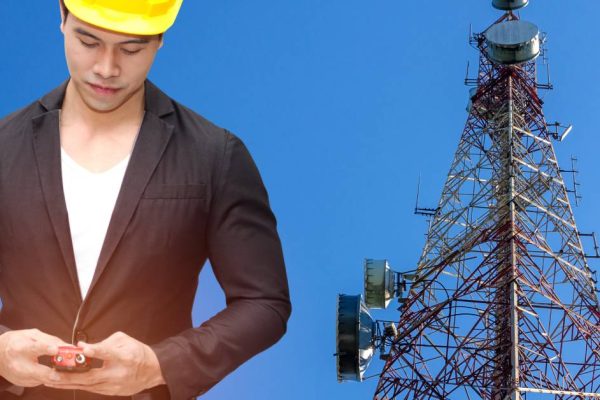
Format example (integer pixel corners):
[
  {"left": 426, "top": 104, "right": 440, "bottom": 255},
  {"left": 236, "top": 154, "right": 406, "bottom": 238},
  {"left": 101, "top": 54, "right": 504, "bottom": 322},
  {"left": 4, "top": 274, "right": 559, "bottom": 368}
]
[
  {"left": 0, "top": 329, "right": 69, "bottom": 387},
  {"left": 44, "top": 331, "right": 165, "bottom": 396}
]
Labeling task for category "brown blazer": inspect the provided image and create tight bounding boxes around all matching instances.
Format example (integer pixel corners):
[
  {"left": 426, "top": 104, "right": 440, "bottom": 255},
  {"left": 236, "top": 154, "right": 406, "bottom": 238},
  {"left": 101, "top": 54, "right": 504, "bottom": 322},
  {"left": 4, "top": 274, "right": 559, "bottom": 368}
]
[{"left": 0, "top": 80, "right": 291, "bottom": 400}]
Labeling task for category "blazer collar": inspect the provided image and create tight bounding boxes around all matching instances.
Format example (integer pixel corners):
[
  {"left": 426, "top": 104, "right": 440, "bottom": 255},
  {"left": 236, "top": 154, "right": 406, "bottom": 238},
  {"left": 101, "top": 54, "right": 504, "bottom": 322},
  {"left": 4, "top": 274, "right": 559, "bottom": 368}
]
[{"left": 37, "top": 79, "right": 175, "bottom": 118}]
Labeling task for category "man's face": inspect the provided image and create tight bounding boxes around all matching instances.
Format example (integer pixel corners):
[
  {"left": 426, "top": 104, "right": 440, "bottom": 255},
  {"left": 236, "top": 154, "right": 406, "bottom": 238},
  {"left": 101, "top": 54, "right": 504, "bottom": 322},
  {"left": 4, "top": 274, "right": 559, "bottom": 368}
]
[{"left": 60, "top": 12, "right": 163, "bottom": 113}]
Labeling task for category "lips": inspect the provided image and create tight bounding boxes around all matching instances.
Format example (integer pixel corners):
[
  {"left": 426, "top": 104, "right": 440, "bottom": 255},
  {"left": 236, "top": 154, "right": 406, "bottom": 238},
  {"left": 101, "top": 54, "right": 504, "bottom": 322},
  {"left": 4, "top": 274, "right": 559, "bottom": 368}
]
[{"left": 88, "top": 83, "right": 121, "bottom": 96}]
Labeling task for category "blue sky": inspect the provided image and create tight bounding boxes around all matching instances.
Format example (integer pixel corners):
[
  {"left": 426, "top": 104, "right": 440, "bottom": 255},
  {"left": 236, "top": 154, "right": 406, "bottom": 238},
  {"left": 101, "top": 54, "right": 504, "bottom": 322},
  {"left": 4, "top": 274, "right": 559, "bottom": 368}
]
[{"left": 1, "top": 1, "right": 600, "bottom": 399}]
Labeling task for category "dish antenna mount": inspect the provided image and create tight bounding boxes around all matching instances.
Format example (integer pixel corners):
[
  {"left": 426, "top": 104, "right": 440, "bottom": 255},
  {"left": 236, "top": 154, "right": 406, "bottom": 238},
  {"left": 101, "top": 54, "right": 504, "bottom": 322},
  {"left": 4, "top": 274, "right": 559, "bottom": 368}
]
[
  {"left": 335, "top": 294, "right": 400, "bottom": 382},
  {"left": 364, "top": 259, "right": 417, "bottom": 309}
]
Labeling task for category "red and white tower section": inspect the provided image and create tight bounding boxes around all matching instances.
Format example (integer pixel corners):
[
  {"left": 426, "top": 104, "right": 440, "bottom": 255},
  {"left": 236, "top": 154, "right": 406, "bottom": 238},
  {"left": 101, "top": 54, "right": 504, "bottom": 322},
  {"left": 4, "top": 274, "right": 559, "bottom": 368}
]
[{"left": 336, "top": 1, "right": 600, "bottom": 399}]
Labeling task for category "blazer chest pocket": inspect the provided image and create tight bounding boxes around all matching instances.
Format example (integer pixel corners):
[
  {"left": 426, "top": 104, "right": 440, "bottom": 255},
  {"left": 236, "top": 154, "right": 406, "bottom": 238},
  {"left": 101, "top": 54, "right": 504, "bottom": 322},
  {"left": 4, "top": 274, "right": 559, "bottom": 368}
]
[{"left": 142, "top": 183, "right": 206, "bottom": 199}]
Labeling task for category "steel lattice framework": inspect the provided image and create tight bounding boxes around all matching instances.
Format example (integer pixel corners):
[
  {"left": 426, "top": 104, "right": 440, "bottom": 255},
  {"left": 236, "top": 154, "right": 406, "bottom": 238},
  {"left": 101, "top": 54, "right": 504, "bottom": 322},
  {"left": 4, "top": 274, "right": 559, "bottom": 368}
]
[{"left": 374, "top": 12, "right": 600, "bottom": 400}]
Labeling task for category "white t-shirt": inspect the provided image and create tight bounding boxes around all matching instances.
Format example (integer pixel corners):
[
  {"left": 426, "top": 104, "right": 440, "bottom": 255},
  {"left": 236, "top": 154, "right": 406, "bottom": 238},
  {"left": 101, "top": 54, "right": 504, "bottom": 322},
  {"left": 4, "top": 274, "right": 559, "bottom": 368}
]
[{"left": 61, "top": 148, "right": 130, "bottom": 299}]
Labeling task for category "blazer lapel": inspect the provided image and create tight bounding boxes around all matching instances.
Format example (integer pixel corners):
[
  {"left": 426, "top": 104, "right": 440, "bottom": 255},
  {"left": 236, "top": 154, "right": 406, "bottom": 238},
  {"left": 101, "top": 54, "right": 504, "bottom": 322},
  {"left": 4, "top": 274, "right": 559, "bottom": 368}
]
[
  {"left": 87, "top": 81, "right": 175, "bottom": 297},
  {"left": 31, "top": 108, "right": 82, "bottom": 299},
  {"left": 33, "top": 79, "right": 175, "bottom": 301}
]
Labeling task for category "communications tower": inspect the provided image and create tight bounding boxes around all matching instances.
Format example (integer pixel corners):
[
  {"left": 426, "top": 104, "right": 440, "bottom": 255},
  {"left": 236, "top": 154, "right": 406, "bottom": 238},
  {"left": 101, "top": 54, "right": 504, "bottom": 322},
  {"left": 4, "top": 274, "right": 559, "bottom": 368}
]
[{"left": 335, "top": 1, "right": 600, "bottom": 399}]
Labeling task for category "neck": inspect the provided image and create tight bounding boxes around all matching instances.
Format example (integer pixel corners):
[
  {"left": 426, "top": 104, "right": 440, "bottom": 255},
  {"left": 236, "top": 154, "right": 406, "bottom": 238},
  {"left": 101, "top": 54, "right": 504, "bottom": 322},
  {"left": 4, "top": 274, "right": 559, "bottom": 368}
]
[{"left": 61, "top": 80, "right": 145, "bottom": 131}]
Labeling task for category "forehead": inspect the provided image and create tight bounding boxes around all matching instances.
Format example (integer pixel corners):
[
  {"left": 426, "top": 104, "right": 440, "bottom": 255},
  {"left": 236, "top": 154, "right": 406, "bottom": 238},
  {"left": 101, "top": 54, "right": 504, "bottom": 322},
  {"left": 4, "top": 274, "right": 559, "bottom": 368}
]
[{"left": 65, "top": 13, "right": 158, "bottom": 43}]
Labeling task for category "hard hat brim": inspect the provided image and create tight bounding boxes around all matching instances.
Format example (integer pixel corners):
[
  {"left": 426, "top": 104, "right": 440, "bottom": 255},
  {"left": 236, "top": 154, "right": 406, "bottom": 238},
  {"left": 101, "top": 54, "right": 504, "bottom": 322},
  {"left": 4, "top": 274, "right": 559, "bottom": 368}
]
[{"left": 63, "top": 0, "right": 183, "bottom": 36}]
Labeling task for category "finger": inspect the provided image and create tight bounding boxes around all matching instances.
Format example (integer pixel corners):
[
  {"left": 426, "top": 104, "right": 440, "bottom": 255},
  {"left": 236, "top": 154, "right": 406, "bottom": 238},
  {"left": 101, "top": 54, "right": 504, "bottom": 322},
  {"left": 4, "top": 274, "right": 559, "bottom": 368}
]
[
  {"left": 27, "top": 332, "right": 70, "bottom": 356},
  {"left": 44, "top": 382, "right": 112, "bottom": 395},
  {"left": 47, "top": 369, "right": 106, "bottom": 386},
  {"left": 78, "top": 342, "right": 114, "bottom": 360},
  {"left": 28, "top": 329, "right": 70, "bottom": 346},
  {"left": 25, "top": 363, "right": 60, "bottom": 384},
  {"left": 26, "top": 340, "right": 61, "bottom": 357},
  {"left": 28, "top": 340, "right": 71, "bottom": 357},
  {"left": 44, "top": 372, "right": 112, "bottom": 395}
]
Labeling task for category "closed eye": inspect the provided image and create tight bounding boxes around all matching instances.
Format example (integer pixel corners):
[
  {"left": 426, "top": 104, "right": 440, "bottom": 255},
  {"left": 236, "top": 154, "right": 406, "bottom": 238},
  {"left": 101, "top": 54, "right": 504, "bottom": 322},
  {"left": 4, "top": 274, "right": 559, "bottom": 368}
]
[
  {"left": 121, "top": 48, "right": 143, "bottom": 56},
  {"left": 79, "top": 39, "right": 98, "bottom": 48}
]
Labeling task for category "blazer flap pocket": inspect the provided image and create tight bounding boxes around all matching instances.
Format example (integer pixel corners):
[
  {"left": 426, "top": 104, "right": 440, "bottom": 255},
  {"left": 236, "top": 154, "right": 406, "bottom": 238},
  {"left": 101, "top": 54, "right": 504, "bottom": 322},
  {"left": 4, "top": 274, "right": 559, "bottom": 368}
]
[{"left": 142, "top": 183, "right": 206, "bottom": 199}]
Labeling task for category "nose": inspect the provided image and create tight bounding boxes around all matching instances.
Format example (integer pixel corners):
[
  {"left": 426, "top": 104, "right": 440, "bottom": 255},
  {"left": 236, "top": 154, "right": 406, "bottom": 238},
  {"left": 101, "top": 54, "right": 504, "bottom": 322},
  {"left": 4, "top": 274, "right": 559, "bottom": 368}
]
[{"left": 92, "top": 47, "right": 120, "bottom": 79}]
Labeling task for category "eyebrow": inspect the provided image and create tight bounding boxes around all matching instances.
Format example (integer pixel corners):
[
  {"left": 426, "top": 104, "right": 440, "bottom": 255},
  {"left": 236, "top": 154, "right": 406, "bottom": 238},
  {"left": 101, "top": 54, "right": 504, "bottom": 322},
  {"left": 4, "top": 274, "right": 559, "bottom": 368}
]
[{"left": 74, "top": 28, "right": 150, "bottom": 45}]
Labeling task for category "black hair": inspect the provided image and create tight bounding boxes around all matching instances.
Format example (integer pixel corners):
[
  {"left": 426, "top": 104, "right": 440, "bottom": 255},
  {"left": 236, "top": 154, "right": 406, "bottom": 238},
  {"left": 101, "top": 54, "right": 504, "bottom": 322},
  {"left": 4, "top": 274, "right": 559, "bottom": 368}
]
[{"left": 60, "top": 0, "right": 69, "bottom": 20}]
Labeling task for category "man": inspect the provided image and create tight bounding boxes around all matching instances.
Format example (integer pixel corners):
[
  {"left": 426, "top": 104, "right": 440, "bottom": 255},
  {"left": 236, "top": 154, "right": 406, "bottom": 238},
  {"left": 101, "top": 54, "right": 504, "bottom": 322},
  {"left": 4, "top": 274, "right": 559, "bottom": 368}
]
[{"left": 0, "top": 1, "right": 291, "bottom": 399}]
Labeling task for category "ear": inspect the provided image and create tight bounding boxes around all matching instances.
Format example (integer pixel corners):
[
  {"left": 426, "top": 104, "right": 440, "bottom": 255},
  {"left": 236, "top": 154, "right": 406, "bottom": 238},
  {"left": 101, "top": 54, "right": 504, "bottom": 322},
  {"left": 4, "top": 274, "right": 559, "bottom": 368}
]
[{"left": 59, "top": 0, "right": 66, "bottom": 33}]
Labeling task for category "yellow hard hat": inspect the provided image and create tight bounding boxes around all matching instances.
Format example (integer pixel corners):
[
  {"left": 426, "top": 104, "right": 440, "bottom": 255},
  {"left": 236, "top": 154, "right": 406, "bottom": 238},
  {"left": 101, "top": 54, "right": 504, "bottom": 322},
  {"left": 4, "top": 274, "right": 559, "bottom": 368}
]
[{"left": 63, "top": 0, "right": 184, "bottom": 35}]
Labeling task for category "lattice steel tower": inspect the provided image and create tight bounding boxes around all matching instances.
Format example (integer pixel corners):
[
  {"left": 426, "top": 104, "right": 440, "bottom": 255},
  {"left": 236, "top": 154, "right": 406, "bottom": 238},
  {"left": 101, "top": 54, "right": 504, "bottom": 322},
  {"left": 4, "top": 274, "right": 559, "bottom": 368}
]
[{"left": 335, "top": 1, "right": 600, "bottom": 399}]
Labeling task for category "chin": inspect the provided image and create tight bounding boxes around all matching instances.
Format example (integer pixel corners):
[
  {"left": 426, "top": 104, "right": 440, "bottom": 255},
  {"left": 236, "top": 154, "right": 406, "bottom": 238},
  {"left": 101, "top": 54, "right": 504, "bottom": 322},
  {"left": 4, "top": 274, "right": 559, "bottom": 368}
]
[{"left": 84, "top": 98, "right": 124, "bottom": 113}]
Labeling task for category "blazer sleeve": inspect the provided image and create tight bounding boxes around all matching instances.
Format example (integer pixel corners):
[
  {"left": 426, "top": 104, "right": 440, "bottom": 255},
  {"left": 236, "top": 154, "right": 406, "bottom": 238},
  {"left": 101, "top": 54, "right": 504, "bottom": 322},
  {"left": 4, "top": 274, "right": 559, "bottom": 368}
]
[{"left": 150, "top": 132, "right": 292, "bottom": 399}]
